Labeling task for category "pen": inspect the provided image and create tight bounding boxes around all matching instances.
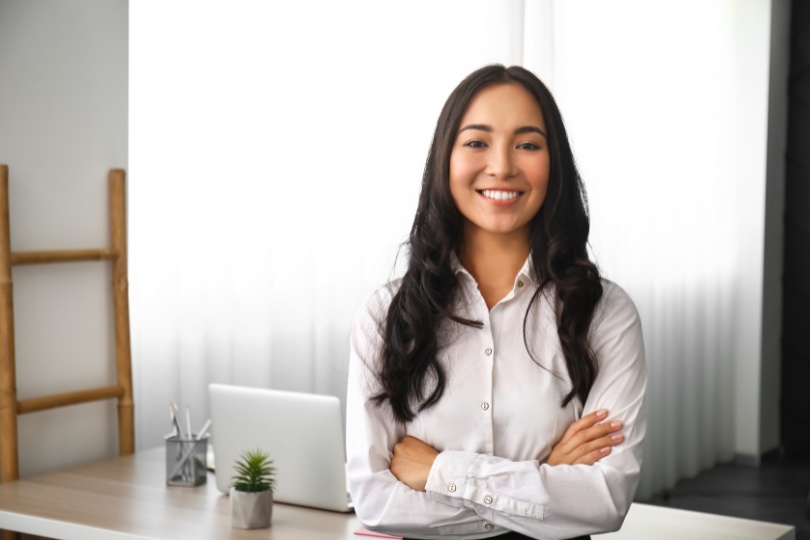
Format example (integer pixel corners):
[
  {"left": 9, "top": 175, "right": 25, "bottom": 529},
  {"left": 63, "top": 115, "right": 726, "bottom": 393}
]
[
  {"left": 196, "top": 419, "right": 212, "bottom": 440},
  {"left": 170, "top": 404, "right": 183, "bottom": 437},
  {"left": 169, "top": 405, "right": 176, "bottom": 437},
  {"left": 185, "top": 407, "right": 193, "bottom": 440}
]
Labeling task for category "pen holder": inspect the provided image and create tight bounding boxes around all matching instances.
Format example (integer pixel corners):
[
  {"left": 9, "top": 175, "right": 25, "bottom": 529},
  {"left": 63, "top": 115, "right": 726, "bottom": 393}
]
[{"left": 165, "top": 434, "right": 209, "bottom": 487}]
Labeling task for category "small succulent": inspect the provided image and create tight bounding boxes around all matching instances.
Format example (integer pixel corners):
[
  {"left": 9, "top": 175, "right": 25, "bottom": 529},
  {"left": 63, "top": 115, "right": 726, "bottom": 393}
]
[{"left": 230, "top": 449, "right": 276, "bottom": 493}]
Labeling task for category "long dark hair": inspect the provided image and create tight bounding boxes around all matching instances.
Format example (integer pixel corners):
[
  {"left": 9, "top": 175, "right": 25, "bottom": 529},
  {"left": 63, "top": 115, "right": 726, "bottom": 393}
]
[{"left": 372, "top": 65, "right": 603, "bottom": 423}]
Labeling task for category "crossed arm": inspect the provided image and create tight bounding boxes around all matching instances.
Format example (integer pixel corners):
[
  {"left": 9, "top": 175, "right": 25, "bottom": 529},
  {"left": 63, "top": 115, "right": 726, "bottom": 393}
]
[
  {"left": 347, "top": 282, "right": 646, "bottom": 539},
  {"left": 391, "top": 409, "right": 626, "bottom": 492}
]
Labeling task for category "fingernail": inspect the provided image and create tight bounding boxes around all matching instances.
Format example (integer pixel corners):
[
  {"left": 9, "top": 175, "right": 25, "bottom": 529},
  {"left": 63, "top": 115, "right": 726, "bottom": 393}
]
[
  {"left": 601, "top": 447, "right": 611, "bottom": 454},
  {"left": 610, "top": 421, "right": 622, "bottom": 428},
  {"left": 611, "top": 434, "right": 624, "bottom": 441},
  {"left": 596, "top": 409, "right": 607, "bottom": 418}
]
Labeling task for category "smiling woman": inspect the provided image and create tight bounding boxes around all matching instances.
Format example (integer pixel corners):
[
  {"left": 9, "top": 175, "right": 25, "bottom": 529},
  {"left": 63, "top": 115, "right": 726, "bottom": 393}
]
[{"left": 346, "top": 65, "right": 646, "bottom": 540}]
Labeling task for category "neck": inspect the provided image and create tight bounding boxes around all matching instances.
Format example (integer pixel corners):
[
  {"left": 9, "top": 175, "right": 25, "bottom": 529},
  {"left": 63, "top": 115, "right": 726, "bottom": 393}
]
[{"left": 458, "top": 224, "right": 530, "bottom": 294}]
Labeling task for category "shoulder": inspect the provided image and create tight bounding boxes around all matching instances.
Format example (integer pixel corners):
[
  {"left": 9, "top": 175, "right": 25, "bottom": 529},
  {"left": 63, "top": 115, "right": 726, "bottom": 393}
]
[
  {"left": 601, "top": 278, "right": 635, "bottom": 310},
  {"left": 591, "top": 279, "right": 643, "bottom": 342},
  {"left": 355, "top": 279, "right": 402, "bottom": 328},
  {"left": 599, "top": 279, "right": 638, "bottom": 315},
  {"left": 351, "top": 279, "right": 402, "bottom": 354}
]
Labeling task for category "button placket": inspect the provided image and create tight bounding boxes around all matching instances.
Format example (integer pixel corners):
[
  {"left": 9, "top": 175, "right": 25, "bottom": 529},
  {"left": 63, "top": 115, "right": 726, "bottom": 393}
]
[
  {"left": 481, "top": 319, "right": 495, "bottom": 455},
  {"left": 481, "top": 342, "right": 492, "bottom": 413}
]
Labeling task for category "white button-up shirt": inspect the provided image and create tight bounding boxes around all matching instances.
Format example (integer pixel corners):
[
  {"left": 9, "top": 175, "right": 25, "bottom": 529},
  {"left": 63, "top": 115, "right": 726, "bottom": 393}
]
[{"left": 346, "top": 258, "right": 646, "bottom": 540}]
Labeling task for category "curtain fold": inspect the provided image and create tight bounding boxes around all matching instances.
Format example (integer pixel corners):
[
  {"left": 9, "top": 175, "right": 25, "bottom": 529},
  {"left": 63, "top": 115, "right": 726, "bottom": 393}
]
[
  {"left": 129, "top": 0, "right": 528, "bottom": 451},
  {"left": 550, "top": 0, "right": 762, "bottom": 498},
  {"left": 130, "top": 0, "right": 769, "bottom": 501}
]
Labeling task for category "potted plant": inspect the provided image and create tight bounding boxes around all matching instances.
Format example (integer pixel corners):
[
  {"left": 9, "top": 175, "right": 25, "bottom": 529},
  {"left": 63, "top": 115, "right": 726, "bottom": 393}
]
[{"left": 230, "top": 449, "right": 276, "bottom": 529}]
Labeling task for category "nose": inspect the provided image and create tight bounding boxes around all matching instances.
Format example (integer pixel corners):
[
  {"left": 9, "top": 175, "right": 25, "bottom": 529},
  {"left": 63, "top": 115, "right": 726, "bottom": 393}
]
[{"left": 486, "top": 144, "right": 518, "bottom": 180}]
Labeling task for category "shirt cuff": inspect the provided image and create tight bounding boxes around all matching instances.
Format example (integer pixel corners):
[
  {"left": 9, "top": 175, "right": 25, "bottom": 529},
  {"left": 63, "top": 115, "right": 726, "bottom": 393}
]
[
  {"left": 425, "top": 450, "right": 478, "bottom": 505},
  {"left": 426, "top": 450, "right": 547, "bottom": 522}
]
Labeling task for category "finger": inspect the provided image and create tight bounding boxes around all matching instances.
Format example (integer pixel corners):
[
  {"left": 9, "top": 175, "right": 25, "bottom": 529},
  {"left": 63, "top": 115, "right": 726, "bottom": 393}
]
[
  {"left": 392, "top": 437, "right": 415, "bottom": 458},
  {"left": 565, "top": 423, "right": 623, "bottom": 457},
  {"left": 567, "top": 432, "right": 625, "bottom": 463},
  {"left": 559, "top": 409, "right": 608, "bottom": 444},
  {"left": 574, "top": 446, "right": 612, "bottom": 466},
  {"left": 564, "top": 420, "right": 623, "bottom": 452}
]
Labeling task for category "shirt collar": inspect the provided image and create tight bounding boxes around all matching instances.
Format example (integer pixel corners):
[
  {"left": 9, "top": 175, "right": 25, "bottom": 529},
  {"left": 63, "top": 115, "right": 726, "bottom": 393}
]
[
  {"left": 451, "top": 252, "right": 539, "bottom": 286},
  {"left": 517, "top": 255, "right": 539, "bottom": 286},
  {"left": 450, "top": 252, "right": 473, "bottom": 280}
]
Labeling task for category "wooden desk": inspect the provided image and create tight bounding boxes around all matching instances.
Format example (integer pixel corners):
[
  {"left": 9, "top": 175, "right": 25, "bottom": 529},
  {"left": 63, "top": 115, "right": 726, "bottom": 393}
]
[
  {"left": 0, "top": 448, "right": 796, "bottom": 540},
  {"left": 0, "top": 448, "right": 362, "bottom": 539}
]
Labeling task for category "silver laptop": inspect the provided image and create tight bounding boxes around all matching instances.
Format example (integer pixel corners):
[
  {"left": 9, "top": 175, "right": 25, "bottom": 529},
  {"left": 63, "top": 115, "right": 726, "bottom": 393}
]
[{"left": 208, "top": 383, "right": 353, "bottom": 512}]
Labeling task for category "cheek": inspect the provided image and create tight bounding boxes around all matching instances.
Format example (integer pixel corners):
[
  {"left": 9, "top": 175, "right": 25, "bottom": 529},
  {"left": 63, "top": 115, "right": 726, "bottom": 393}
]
[
  {"left": 524, "top": 158, "right": 550, "bottom": 194},
  {"left": 449, "top": 152, "right": 482, "bottom": 189}
]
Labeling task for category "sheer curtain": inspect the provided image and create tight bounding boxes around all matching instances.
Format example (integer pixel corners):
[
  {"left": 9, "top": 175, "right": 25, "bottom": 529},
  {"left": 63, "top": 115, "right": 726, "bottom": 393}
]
[
  {"left": 130, "top": 0, "right": 770, "bottom": 500},
  {"left": 549, "top": 1, "right": 770, "bottom": 498},
  {"left": 129, "top": 0, "right": 529, "bottom": 448}
]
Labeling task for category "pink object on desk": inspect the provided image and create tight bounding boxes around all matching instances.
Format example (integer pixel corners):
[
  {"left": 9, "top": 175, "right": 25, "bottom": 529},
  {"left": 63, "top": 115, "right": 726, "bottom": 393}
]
[{"left": 355, "top": 528, "right": 402, "bottom": 539}]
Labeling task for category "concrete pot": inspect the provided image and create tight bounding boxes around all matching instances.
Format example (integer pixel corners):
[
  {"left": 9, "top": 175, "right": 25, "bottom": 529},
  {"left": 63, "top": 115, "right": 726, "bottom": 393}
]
[{"left": 230, "top": 487, "right": 273, "bottom": 529}]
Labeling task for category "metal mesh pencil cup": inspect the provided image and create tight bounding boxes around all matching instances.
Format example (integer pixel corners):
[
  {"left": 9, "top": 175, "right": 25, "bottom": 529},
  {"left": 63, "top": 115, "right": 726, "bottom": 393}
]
[{"left": 165, "top": 434, "right": 209, "bottom": 486}]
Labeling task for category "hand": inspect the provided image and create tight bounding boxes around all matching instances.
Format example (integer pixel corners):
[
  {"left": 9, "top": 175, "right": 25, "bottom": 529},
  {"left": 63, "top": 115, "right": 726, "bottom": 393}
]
[
  {"left": 390, "top": 436, "right": 439, "bottom": 492},
  {"left": 546, "top": 409, "right": 624, "bottom": 466}
]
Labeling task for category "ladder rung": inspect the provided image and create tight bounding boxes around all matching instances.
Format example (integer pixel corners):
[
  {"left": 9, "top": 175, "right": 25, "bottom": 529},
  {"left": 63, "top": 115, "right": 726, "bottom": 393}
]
[
  {"left": 17, "top": 385, "right": 125, "bottom": 415},
  {"left": 10, "top": 249, "right": 116, "bottom": 266}
]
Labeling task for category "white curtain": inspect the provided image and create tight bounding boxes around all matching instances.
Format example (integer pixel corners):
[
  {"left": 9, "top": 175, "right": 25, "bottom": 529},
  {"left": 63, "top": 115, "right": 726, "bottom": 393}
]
[
  {"left": 130, "top": 0, "right": 770, "bottom": 500},
  {"left": 549, "top": 1, "right": 770, "bottom": 498},
  {"left": 129, "top": 0, "right": 529, "bottom": 448}
]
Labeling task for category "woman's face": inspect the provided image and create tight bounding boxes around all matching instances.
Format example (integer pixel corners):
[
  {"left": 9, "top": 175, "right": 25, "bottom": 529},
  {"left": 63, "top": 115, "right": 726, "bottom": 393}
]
[{"left": 449, "top": 83, "right": 550, "bottom": 243}]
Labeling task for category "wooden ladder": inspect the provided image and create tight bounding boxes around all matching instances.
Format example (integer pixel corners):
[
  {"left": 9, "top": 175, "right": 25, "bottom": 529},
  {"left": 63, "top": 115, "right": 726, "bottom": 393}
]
[{"left": 0, "top": 164, "right": 134, "bottom": 492}]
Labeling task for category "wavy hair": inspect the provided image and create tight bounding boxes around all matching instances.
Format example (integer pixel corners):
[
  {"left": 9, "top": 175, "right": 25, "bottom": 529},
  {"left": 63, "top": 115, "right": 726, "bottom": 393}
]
[{"left": 372, "top": 65, "right": 603, "bottom": 423}]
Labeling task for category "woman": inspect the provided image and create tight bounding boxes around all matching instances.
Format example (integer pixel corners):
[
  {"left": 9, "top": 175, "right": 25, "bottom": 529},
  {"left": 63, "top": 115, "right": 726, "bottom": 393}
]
[{"left": 346, "top": 65, "right": 646, "bottom": 540}]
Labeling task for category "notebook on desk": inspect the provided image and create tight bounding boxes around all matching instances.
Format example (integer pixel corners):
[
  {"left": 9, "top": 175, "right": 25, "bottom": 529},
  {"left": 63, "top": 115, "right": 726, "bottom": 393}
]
[{"left": 208, "top": 383, "right": 353, "bottom": 512}]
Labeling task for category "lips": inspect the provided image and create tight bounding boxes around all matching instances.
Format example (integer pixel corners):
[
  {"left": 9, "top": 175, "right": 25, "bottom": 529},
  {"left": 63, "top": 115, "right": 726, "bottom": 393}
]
[{"left": 478, "top": 189, "right": 522, "bottom": 201}]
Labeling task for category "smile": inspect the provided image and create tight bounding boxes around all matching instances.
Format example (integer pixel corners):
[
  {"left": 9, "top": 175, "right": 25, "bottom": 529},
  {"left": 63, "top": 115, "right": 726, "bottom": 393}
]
[{"left": 478, "top": 190, "right": 522, "bottom": 201}]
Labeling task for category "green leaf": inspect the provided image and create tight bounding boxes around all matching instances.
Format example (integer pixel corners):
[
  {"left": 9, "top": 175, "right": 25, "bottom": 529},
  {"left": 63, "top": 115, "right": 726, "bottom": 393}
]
[{"left": 230, "top": 448, "right": 276, "bottom": 493}]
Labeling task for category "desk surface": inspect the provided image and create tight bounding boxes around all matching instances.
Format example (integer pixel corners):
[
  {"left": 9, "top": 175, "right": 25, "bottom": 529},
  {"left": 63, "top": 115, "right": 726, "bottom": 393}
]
[
  {"left": 0, "top": 448, "right": 796, "bottom": 540},
  {"left": 0, "top": 448, "right": 362, "bottom": 540}
]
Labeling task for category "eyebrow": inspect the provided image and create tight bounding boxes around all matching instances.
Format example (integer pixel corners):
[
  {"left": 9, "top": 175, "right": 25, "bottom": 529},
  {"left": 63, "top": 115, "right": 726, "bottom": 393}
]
[{"left": 459, "top": 124, "right": 547, "bottom": 138}]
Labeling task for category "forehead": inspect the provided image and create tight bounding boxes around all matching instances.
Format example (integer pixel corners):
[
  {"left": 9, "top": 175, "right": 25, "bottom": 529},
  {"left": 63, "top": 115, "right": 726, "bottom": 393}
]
[{"left": 459, "top": 83, "right": 545, "bottom": 128}]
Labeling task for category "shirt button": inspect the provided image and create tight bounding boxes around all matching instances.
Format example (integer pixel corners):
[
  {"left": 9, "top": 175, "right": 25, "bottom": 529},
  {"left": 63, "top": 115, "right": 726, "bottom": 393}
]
[
  {"left": 481, "top": 402, "right": 490, "bottom": 411},
  {"left": 484, "top": 495, "right": 493, "bottom": 504},
  {"left": 517, "top": 280, "right": 524, "bottom": 287},
  {"left": 448, "top": 483, "right": 457, "bottom": 493},
  {"left": 484, "top": 523, "right": 494, "bottom": 531},
  {"left": 485, "top": 347, "right": 493, "bottom": 356}
]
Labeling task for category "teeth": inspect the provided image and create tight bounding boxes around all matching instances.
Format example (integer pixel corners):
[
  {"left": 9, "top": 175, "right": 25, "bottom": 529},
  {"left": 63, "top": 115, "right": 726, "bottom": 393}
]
[{"left": 481, "top": 190, "right": 520, "bottom": 201}]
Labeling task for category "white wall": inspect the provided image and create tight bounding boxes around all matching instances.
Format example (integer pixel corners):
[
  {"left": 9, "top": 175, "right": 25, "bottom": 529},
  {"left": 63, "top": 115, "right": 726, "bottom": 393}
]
[{"left": 0, "top": 0, "right": 127, "bottom": 477}]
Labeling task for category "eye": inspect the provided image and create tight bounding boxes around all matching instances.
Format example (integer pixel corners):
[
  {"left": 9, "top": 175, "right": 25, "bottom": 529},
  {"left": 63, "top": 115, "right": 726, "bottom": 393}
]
[
  {"left": 517, "top": 142, "right": 541, "bottom": 150},
  {"left": 463, "top": 140, "right": 487, "bottom": 149}
]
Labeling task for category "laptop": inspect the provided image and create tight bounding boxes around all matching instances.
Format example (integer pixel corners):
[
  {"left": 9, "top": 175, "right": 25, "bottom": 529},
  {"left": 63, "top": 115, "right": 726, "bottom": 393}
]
[{"left": 208, "top": 383, "right": 353, "bottom": 512}]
